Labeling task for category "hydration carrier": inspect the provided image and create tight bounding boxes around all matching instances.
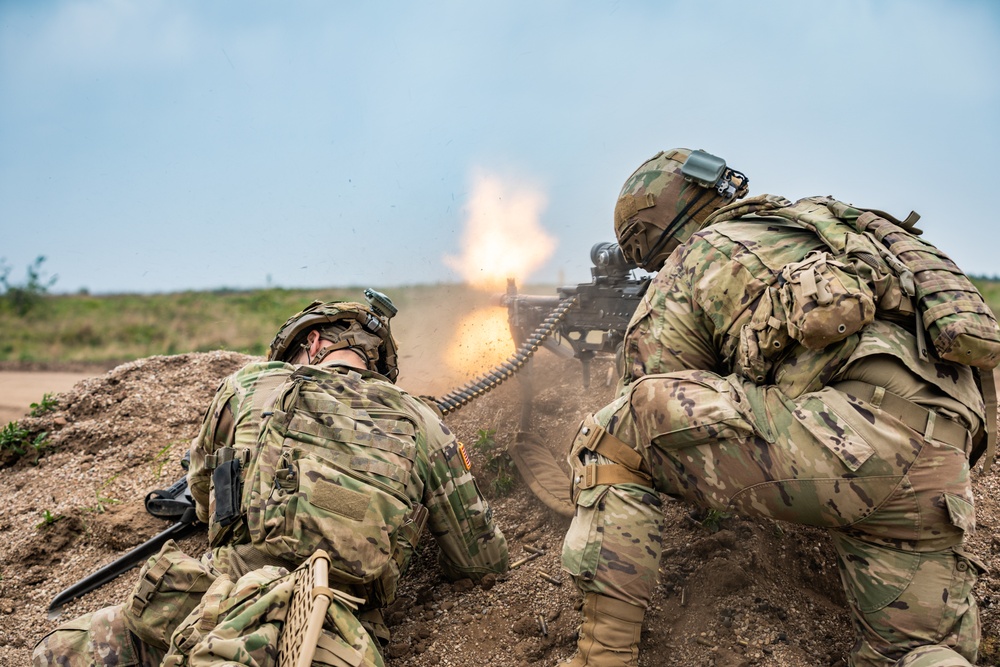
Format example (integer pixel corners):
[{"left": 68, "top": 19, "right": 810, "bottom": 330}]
[
  {"left": 243, "top": 365, "right": 418, "bottom": 587},
  {"left": 757, "top": 196, "right": 1000, "bottom": 370}
]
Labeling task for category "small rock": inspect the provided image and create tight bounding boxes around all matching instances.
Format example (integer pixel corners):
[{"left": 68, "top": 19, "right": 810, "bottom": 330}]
[{"left": 385, "top": 643, "right": 408, "bottom": 659}]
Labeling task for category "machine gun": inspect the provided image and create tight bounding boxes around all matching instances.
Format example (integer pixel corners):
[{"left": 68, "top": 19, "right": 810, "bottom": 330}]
[
  {"left": 433, "top": 241, "right": 650, "bottom": 423},
  {"left": 503, "top": 241, "right": 650, "bottom": 388}
]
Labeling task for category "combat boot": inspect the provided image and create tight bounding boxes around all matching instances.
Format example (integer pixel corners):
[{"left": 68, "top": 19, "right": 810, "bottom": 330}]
[{"left": 562, "top": 593, "right": 644, "bottom": 667}]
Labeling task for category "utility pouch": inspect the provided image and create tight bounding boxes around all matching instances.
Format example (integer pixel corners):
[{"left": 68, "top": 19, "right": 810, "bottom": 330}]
[
  {"left": 779, "top": 251, "right": 876, "bottom": 350},
  {"left": 737, "top": 287, "right": 791, "bottom": 384},
  {"left": 122, "top": 540, "right": 218, "bottom": 650},
  {"left": 212, "top": 458, "right": 243, "bottom": 528}
]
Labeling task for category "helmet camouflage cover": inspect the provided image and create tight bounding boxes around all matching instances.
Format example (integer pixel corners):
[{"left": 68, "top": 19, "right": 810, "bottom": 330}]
[
  {"left": 267, "top": 299, "right": 400, "bottom": 382},
  {"left": 614, "top": 148, "right": 749, "bottom": 271}
]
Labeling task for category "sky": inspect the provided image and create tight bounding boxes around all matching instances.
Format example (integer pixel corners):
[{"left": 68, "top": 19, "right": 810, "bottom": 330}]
[{"left": 1, "top": 0, "right": 998, "bottom": 295}]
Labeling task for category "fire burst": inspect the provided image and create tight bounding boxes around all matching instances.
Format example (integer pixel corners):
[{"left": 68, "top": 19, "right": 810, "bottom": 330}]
[{"left": 442, "top": 171, "right": 557, "bottom": 377}]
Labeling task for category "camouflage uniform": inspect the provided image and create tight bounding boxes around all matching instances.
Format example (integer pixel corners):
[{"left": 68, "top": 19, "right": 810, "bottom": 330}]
[
  {"left": 35, "top": 360, "right": 508, "bottom": 667},
  {"left": 561, "top": 197, "right": 986, "bottom": 666},
  {"left": 188, "top": 360, "right": 508, "bottom": 588}
]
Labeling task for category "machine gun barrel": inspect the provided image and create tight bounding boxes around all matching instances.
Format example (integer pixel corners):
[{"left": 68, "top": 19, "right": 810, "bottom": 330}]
[{"left": 499, "top": 294, "right": 561, "bottom": 308}]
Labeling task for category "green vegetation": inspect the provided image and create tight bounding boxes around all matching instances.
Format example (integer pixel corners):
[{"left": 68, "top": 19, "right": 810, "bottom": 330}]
[
  {"left": 88, "top": 474, "right": 122, "bottom": 514},
  {"left": 29, "top": 393, "right": 58, "bottom": 417},
  {"left": 473, "top": 428, "right": 517, "bottom": 496},
  {"left": 36, "top": 509, "right": 63, "bottom": 529},
  {"left": 974, "top": 277, "right": 1000, "bottom": 315},
  {"left": 0, "top": 286, "right": 370, "bottom": 365},
  {"left": 0, "top": 421, "right": 49, "bottom": 458},
  {"left": 699, "top": 508, "right": 731, "bottom": 533},
  {"left": 0, "top": 256, "right": 58, "bottom": 316}
]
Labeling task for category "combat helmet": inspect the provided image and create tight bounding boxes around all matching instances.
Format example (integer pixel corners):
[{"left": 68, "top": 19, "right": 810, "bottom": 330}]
[
  {"left": 614, "top": 148, "right": 749, "bottom": 271},
  {"left": 267, "top": 291, "right": 400, "bottom": 382}
]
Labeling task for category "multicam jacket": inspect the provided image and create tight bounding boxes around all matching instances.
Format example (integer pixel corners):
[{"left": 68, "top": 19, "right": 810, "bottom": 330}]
[
  {"left": 622, "top": 195, "right": 985, "bottom": 428},
  {"left": 188, "top": 361, "right": 508, "bottom": 597}
]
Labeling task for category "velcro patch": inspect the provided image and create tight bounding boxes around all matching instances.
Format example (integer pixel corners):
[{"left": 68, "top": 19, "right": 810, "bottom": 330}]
[{"left": 312, "top": 479, "right": 369, "bottom": 521}]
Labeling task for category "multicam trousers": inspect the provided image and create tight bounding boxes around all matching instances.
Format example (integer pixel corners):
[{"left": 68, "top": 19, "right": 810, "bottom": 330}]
[{"left": 561, "top": 369, "right": 983, "bottom": 667}]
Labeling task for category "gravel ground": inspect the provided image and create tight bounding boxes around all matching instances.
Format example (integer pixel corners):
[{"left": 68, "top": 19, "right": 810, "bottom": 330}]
[{"left": 1, "top": 350, "right": 998, "bottom": 666}]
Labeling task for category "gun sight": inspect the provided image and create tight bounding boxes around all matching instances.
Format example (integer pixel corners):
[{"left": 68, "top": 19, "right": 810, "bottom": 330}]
[{"left": 590, "top": 242, "right": 634, "bottom": 280}]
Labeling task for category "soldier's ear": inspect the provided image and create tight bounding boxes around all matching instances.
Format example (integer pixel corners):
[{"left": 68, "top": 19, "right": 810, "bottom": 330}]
[{"left": 305, "top": 330, "right": 325, "bottom": 356}]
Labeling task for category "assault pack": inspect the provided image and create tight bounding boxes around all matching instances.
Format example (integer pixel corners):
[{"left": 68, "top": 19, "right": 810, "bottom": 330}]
[
  {"left": 712, "top": 194, "right": 1000, "bottom": 467},
  {"left": 770, "top": 196, "right": 1000, "bottom": 369},
  {"left": 215, "top": 364, "right": 426, "bottom": 606}
]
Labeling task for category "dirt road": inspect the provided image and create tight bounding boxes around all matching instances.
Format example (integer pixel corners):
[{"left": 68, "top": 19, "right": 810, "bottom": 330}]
[{"left": 0, "top": 371, "right": 96, "bottom": 423}]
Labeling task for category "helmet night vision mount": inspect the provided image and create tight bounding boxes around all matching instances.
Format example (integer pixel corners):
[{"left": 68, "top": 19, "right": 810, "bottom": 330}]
[{"left": 680, "top": 149, "right": 748, "bottom": 200}]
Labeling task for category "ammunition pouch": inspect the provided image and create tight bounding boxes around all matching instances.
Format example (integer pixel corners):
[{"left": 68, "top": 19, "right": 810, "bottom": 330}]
[
  {"left": 569, "top": 416, "right": 653, "bottom": 504},
  {"left": 122, "top": 540, "right": 219, "bottom": 650},
  {"left": 780, "top": 251, "right": 876, "bottom": 350}
]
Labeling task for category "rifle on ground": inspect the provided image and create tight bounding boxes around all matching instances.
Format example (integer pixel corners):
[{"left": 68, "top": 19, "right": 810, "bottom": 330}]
[{"left": 48, "top": 454, "right": 202, "bottom": 615}]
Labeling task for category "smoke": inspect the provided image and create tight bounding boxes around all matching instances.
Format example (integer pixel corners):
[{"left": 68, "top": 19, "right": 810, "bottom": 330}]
[
  {"left": 438, "top": 170, "right": 557, "bottom": 380},
  {"left": 444, "top": 170, "right": 556, "bottom": 289}
]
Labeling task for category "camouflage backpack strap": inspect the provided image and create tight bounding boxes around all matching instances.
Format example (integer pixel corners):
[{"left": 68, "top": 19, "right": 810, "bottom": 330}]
[
  {"left": 702, "top": 193, "right": 791, "bottom": 226},
  {"left": 251, "top": 372, "right": 291, "bottom": 427},
  {"left": 849, "top": 207, "right": 1000, "bottom": 369},
  {"left": 974, "top": 367, "right": 999, "bottom": 473},
  {"left": 207, "top": 371, "right": 292, "bottom": 545}
]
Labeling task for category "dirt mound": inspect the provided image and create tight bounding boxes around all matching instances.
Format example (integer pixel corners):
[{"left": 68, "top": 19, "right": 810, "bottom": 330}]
[{"left": 1, "top": 351, "right": 998, "bottom": 666}]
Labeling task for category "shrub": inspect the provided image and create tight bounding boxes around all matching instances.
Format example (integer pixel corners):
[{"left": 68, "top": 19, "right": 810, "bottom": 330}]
[{"left": 0, "top": 256, "right": 58, "bottom": 316}]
